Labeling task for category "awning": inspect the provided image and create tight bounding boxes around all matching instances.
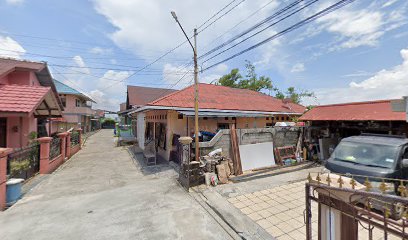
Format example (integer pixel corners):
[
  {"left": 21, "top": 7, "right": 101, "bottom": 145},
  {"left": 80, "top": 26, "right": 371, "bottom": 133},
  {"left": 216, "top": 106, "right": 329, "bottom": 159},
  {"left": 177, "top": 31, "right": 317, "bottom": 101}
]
[
  {"left": 0, "top": 84, "right": 62, "bottom": 117},
  {"left": 177, "top": 110, "right": 271, "bottom": 118}
]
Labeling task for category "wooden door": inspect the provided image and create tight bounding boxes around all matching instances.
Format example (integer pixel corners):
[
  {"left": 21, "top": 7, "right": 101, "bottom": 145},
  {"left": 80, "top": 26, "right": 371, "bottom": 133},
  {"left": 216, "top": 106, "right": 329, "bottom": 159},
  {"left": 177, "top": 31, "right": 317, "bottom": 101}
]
[{"left": 0, "top": 118, "right": 6, "bottom": 147}]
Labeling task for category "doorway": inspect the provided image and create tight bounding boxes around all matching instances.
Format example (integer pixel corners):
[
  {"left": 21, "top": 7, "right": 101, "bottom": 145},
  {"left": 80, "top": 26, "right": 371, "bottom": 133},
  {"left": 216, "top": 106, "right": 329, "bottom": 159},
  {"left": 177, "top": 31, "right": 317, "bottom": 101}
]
[{"left": 0, "top": 118, "right": 6, "bottom": 147}]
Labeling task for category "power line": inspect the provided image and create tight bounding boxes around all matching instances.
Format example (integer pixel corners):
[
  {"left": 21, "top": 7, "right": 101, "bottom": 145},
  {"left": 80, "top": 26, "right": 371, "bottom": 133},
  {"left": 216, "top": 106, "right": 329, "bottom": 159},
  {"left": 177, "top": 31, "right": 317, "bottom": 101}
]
[
  {"left": 196, "top": 0, "right": 240, "bottom": 30},
  {"left": 202, "top": 0, "right": 278, "bottom": 51},
  {"left": 200, "top": 0, "right": 308, "bottom": 59},
  {"left": 197, "top": 0, "right": 247, "bottom": 34},
  {"left": 201, "top": 0, "right": 356, "bottom": 72}
]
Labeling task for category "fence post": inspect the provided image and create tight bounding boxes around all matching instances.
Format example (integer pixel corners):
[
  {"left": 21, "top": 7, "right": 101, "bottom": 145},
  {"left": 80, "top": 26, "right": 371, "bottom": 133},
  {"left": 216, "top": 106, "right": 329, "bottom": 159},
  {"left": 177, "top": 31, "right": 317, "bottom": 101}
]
[
  {"left": 38, "top": 137, "right": 52, "bottom": 174},
  {"left": 77, "top": 129, "right": 83, "bottom": 149},
  {"left": 0, "top": 148, "right": 12, "bottom": 211},
  {"left": 66, "top": 132, "right": 71, "bottom": 159},
  {"left": 57, "top": 132, "right": 68, "bottom": 161}
]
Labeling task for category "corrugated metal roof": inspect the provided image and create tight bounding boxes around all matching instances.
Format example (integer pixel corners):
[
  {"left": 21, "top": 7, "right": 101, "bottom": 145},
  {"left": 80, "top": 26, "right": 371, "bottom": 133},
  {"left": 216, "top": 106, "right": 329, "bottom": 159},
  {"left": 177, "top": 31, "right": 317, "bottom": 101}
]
[
  {"left": 299, "top": 100, "right": 406, "bottom": 121},
  {"left": 54, "top": 79, "right": 95, "bottom": 103},
  {"left": 149, "top": 83, "right": 306, "bottom": 114}
]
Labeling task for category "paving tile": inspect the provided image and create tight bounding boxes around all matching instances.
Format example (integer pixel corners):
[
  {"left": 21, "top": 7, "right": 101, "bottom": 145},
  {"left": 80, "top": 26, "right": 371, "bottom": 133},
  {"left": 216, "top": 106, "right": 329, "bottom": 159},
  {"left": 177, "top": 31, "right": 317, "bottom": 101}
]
[
  {"left": 277, "top": 234, "right": 295, "bottom": 240},
  {"left": 240, "top": 199, "right": 254, "bottom": 207},
  {"left": 254, "top": 191, "right": 264, "bottom": 196},
  {"left": 259, "top": 195, "right": 271, "bottom": 201},
  {"left": 268, "top": 206, "right": 282, "bottom": 215},
  {"left": 245, "top": 193, "right": 257, "bottom": 199},
  {"left": 236, "top": 195, "right": 248, "bottom": 201},
  {"left": 258, "top": 209, "right": 273, "bottom": 218},
  {"left": 252, "top": 197, "right": 264, "bottom": 204},
  {"left": 274, "top": 197, "right": 288, "bottom": 204},
  {"left": 288, "top": 229, "right": 306, "bottom": 239},
  {"left": 257, "top": 219, "right": 273, "bottom": 229},
  {"left": 266, "top": 215, "right": 282, "bottom": 225},
  {"left": 285, "top": 219, "right": 303, "bottom": 230},
  {"left": 275, "top": 212, "right": 292, "bottom": 222},
  {"left": 266, "top": 226, "right": 285, "bottom": 237},
  {"left": 249, "top": 204, "right": 263, "bottom": 212},
  {"left": 276, "top": 221, "right": 294, "bottom": 233},
  {"left": 257, "top": 201, "right": 270, "bottom": 210},
  {"left": 234, "top": 202, "right": 247, "bottom": 209},
  {"left": 240, "top": 207, "right": 253, "bottom": 215},
  {"left": 247, "top": 212, "right": 263, "bottom": 221}
]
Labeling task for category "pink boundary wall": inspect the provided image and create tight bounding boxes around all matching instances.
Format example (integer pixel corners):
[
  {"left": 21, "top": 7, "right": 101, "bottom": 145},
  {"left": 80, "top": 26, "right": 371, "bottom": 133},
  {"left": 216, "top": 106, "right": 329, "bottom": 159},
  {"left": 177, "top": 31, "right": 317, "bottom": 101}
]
[{"left": 0, "top": 129, "right": 83, "bottom": 210}]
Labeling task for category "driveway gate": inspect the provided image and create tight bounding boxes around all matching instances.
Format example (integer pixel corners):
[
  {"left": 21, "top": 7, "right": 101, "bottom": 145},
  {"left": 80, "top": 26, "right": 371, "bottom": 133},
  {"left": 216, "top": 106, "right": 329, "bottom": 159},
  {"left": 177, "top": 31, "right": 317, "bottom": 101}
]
[{"left": 305, "top": 173, "right": 408, "bottom": 240}]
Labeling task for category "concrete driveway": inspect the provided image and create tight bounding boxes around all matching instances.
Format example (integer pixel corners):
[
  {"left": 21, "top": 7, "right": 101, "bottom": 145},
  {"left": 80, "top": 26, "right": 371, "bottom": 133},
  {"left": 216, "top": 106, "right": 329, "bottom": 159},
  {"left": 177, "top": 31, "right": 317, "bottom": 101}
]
[{"left": 0, "top": 130, "right": 233, "bottom": 240}]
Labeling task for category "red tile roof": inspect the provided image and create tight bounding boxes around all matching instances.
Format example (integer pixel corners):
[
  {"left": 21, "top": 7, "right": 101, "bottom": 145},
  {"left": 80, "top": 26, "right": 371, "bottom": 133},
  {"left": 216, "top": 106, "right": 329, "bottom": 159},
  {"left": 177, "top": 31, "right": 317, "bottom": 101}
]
[
  {"left": 149, "top": 83, "right": 306, "bottom": 114},
  {"left": 0, "top": 58, "right": 45, "bottom": 77},
  {"left": 299, "top": 100, "right": 406, "bottom": 121},
  {"left": 0, "top": 84, "right": 51, "bottom": 114},
  {"left": 127, "top": 85, "right": 177, "bottom": 107}
]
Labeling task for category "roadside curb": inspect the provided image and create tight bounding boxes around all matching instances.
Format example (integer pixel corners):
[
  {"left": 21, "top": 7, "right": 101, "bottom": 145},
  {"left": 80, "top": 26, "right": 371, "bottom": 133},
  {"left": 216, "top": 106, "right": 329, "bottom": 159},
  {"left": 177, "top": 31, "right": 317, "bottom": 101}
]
[{"left": 192, "top": 188, "right": 275, "bottom": 240}]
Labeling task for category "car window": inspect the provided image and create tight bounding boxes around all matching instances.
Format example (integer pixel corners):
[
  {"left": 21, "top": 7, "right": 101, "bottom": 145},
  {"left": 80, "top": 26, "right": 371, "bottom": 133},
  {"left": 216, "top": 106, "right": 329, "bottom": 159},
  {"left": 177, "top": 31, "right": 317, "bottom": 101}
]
[{"left": 332, "top": 141, "right": 398, "bottom": 168}]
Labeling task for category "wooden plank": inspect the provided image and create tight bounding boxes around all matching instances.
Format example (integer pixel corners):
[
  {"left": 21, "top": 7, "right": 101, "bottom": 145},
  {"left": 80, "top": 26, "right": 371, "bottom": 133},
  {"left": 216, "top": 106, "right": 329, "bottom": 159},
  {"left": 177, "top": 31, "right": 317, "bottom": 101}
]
[{"left": 230, "top": 124, "right": 243, "bottom": 175}]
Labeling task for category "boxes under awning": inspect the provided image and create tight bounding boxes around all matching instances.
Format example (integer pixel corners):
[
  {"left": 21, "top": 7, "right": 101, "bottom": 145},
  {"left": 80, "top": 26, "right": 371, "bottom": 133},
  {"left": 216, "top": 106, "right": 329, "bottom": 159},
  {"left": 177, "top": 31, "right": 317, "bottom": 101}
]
[{"left": 177, "top": 110, "right": 271, "bottom": 118}]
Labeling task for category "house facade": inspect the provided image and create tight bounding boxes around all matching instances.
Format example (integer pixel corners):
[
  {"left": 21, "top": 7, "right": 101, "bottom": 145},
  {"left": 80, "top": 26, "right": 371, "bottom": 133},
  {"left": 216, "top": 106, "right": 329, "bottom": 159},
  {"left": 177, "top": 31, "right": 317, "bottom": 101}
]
[
  {"left": 130, "top": 83, "right": 306, "bottom": 161},
  {"left": 0, "top": 58, "right": 63, "bottom": 148},
  {"left": 54, "top": 79, "right": 96, "bottom": 133}
]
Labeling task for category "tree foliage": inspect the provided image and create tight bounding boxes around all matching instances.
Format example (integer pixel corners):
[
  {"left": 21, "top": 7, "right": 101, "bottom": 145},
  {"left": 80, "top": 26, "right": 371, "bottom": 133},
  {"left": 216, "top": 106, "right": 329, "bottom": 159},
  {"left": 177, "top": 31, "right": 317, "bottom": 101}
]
[
  {"left": 217, "top": 61, "right": 273, "bottom": 92},
  {"left": 274, "top": 87, "right": 315, "bottom": 104},
  {"left": 216, "top": 60, "right": 314, "bottom": 104}
]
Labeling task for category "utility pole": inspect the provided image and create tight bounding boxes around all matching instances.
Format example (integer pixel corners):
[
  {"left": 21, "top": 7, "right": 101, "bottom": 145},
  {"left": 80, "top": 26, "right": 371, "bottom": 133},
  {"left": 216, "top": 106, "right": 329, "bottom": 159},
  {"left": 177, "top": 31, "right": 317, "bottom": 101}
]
[
  {"left": 171, "top": 12, "right": 200, "bottom": 162},
  {"left": 193, "top": 28, "right": 200, "bottom": 163}
]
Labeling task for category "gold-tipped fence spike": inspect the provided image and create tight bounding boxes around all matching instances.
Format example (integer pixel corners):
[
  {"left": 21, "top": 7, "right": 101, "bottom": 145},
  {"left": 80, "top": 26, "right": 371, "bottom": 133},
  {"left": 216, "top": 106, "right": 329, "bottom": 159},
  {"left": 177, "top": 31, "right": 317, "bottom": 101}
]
[
  {"left": 384, "top": 204, "right": 391, "bottom": 219},
  {"left": 326, "top": 174, "right": 332, "bottom": 186},
  {"left": 350, "top": 178, "right": 356, "bottom": 189},
  {"left": 364, "top": 177, "right": 372, "bottom": 192},
  {"left": 365, "top": 200, "right": 372, "bottom": 210},
  {"left": 316, "top": 173, "right": 321, "bottom": 184},
  {"left": 398, "top": 181, "right": 407, "bottom": 197},
  {"left": 379, "top": 180, "right": 389, "bottom": 194},
  {"left": 337, "top": 176, "right": 344, "bottom": 188},
  {"left": 307, "top": 173, "right": 312, "bottom": 183}
]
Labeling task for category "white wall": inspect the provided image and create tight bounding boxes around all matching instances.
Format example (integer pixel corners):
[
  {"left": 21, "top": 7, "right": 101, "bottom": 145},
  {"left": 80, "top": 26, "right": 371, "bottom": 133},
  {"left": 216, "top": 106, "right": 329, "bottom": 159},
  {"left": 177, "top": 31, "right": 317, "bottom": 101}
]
[{"left": 137, "top": 112, "right": 145, "bottom": 149}]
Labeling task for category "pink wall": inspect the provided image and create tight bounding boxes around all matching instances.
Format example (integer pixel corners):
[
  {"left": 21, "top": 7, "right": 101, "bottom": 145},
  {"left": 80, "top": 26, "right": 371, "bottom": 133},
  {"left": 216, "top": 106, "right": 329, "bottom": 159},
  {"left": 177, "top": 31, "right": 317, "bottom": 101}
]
[
  {"left": 5, "top": 115, "right": 37, "bottom": 148},
  {"left": 0, "top": 71, "right": 40, "bottom": 86}
]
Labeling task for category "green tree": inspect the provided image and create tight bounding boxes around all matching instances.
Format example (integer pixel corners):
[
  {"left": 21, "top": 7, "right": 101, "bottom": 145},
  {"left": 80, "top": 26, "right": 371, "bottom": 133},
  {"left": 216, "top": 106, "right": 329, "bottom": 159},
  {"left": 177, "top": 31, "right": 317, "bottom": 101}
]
[
  {"left": 275, "top": 87, "right": 315, "bottom": 104},
  {"left": 217, "top": 60, "right": 273, "bottom": 92},
  {"left": 217, "top": 68, "right": 242, "bottom": 88}
]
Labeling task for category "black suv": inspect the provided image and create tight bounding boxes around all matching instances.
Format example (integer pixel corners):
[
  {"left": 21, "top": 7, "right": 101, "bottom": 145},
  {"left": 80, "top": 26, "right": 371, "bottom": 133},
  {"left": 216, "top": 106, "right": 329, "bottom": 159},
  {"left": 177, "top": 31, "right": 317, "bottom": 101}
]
[{"left": 325, "top": 134, "right": 408, "bottom": 194}]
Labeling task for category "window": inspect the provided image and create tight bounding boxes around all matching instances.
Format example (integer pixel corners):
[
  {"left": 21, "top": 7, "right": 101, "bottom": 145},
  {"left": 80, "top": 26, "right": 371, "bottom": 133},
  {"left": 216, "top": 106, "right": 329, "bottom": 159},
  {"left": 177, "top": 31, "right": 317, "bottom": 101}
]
[
  {"left": 225, "top": 117, "right": 229, "bottom": 120},
  {"left": 61, "top": 97, "right": 66, "bottom": 108},
  {"left": 75, "top": 99, "right": 81, "bottom": 107},
  {"left": 178, "top": 114, "right": 183, "bottom": 119},
  {"left": 203, "top": 117, "right": 208, "bottom": 120},
  {"left": 217, "top": 123, "right": 230, "bottom": 129}
]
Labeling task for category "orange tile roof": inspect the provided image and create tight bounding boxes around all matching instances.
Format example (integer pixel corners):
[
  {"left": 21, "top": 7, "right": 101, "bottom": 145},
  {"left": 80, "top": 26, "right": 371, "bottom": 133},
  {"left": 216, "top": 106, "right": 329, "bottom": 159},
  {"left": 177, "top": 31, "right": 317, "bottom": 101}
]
[
  {"left": 0, "top": 84, "right": 51, "bottom": 114},
  {"left": 127, "top": 85, "right": 177, "bottom": 107},
  {"left": 299, "top": 100, "right": 406, "bottom": 121},
  {"left": 149, "top": 83, "right": 306, "bottom": 114}
]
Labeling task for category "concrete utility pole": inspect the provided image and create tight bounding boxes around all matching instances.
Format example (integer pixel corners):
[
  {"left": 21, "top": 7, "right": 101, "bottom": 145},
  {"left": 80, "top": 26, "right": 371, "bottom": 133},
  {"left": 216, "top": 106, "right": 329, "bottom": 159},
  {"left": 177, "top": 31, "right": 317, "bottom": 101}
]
[{"left": 171, "top": 11, "right": 200, "bottom": 162}]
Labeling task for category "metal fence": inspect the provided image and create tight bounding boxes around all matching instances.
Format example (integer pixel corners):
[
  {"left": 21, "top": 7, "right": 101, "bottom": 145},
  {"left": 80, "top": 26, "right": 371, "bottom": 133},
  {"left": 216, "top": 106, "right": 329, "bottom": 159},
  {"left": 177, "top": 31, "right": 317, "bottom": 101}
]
[
  {"left": 305, "top": 174, "right": 408, "bottom": 240},
  {"left": 71, "top": 132, "right": 80, "bottom": 147},
  {"left": 49, "top": 138, "right": 61, "bottom": 160},
  {"left": 7, "top": 142, "right": 40, "bottom": 180}
]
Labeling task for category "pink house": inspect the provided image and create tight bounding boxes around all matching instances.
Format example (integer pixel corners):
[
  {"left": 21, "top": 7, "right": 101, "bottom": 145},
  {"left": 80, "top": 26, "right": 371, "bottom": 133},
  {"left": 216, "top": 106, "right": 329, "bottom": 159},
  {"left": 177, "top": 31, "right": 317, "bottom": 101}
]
[
  {"left": 0, "top": 58, "right": 63, "bottom": 148},
  {"left": 53, "top": 80, "right": 96, "bottom": 133}
]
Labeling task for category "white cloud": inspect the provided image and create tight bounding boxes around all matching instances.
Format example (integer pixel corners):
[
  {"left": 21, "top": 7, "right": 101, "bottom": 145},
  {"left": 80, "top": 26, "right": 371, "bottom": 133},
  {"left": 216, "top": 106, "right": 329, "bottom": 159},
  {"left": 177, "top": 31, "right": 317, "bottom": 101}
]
[
  {"left": 72, "top": 55, "right": 91, "bottom": 74},
  {"left": 290, "top": 63, "right": 305, "bottom": 73},
  {"left": 96, "top": 70, "right": 131, "bottom": 96},
  {"left": 89, "top": 47, "right": 112, "bottom": 55},
  {"left": 88, "top": 89, "right": 121, "bottom": 112},
  {"left": 5, "top": 0, "right": 24, "bottom": 5},
  {"left": 312, "top": 47, "right": 408, "bottom": 105},
  {"left": 162, "top": 63, "right": 194, "bottom": 88},
  {"left": 92, "top": 0, "right": 278, "bottom": 59},
  {"left": 0, "top": 36, "right": 25, "bottom": 59}
]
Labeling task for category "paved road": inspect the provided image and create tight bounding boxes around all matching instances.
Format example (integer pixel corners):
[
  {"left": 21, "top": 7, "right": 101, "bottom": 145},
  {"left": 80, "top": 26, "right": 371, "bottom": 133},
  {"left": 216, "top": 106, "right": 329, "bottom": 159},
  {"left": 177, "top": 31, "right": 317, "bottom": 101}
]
[{"left": 0, "top": 130, "right": 232, "bottom": 240}]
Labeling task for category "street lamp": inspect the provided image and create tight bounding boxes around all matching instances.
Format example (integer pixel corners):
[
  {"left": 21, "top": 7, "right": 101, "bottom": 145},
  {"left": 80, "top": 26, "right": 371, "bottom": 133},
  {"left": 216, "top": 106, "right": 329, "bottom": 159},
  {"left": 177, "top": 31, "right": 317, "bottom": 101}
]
[{"left": 171, "top": 11, "right": 200, "bottom": 163}]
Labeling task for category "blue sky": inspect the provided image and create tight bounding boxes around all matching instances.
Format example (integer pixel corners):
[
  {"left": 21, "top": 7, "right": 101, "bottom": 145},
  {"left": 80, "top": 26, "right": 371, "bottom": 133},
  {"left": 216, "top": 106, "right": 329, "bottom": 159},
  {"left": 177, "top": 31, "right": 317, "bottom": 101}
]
[{"left": 0, "top": 0, "right": 407, "bottom": 110}]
